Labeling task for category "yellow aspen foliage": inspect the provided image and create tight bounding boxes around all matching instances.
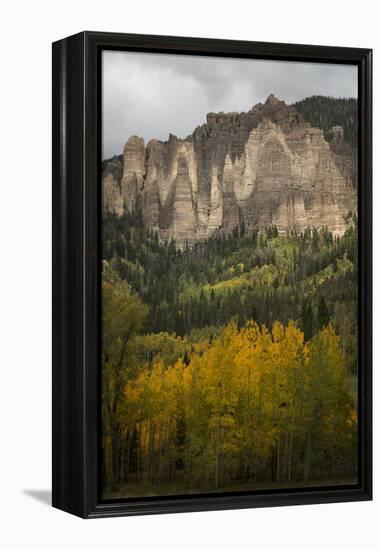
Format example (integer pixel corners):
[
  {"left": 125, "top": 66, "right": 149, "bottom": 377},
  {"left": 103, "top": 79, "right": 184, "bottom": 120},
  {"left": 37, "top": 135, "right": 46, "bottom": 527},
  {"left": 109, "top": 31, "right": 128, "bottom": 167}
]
[{"left": 104, "top": 306, "right": 357, "bottom": 493}]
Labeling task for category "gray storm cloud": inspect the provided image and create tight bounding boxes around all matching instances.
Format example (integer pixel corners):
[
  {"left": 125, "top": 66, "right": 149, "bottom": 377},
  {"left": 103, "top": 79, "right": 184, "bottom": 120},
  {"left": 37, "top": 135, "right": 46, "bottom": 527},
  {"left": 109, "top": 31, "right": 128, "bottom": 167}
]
[{"left": 102, "top": 50, "right": 357, "bottom": 159}]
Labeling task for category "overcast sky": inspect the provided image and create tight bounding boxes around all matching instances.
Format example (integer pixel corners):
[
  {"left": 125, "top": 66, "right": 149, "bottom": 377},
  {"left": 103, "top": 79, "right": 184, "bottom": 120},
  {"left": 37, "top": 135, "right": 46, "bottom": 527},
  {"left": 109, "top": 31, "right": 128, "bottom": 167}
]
[{"left": 102, "top": 51, "right": 357, "bottom": 159}]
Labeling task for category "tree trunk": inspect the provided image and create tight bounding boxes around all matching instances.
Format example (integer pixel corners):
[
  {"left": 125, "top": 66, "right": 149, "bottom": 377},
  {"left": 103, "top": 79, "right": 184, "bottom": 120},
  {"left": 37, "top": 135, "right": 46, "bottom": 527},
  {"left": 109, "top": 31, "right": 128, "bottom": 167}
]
[
  {"left": 149, "top": 421, "right": 155, "bottom": 484},
  {"left": 136, "top": 423, "right": 141, "bottom": 481},
  {"left": 276, "top": 435, "right": 281, "bottom": 484},
  {"left": 120, "top": 434, "right": 125, "bottom": 482},
  {"left": 283, "top": 430, "right": 288, "bottom": 481},
  {"left": 215, "top": 450, "right": 219, "bottom": 489},
  {"left": 283, "top": 412, "right": 290, "bottom": 481},
  {"left": 111, "top": 429, "right": 120, "bottom": 492},
  {"left": 288, "top": 431, "right": 293, "bottom": 482},
  {"left": 304, "top": 433, "right": 312, "bottom": 484},
  {"left": 126, "top": 429, "right": 131, "bottom": 481}
]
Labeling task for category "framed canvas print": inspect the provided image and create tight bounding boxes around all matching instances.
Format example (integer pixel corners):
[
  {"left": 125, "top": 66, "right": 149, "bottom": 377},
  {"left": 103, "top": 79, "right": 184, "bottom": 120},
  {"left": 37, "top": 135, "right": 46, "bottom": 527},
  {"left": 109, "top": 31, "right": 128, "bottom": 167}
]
[{"left": 52, "top": 32, "right": 372, "bottom": 518}]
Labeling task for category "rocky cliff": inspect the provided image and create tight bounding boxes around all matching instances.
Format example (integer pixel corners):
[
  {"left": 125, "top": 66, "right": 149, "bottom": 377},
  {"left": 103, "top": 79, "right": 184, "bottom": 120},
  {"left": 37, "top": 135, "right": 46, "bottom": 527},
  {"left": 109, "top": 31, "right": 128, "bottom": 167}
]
[{"left": 102, "top": 95, "right": 357, "bottom": 246}]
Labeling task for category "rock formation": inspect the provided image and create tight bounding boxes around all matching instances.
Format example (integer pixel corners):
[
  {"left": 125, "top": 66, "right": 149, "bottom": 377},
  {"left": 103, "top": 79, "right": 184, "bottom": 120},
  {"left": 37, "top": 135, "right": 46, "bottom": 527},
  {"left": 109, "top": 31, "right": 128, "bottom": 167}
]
[{"left": 102, "top": 95, "right": 357, "bottom": 246}]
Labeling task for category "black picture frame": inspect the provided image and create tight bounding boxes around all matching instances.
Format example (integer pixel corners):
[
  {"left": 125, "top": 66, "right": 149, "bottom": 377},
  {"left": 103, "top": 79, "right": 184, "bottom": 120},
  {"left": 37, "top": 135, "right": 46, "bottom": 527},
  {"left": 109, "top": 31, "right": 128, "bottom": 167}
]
[{"left": 52, "top": 31, "right": 372, "bottom": 518}]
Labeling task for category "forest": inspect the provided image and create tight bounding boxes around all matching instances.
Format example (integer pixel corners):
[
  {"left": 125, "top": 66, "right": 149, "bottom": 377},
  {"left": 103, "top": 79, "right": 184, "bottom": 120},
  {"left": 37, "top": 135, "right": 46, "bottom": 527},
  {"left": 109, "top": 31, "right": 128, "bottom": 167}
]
[
  {"left": 102, "top": 212, "right": 358, "bottom": 498},
  {"left": 292, "top": 95, "right": 358, "bottom": 145}
]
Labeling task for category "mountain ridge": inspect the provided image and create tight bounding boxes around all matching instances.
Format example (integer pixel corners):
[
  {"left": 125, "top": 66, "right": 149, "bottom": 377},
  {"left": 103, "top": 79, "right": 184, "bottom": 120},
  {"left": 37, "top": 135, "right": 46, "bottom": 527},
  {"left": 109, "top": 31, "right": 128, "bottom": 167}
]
[{"left": 102, "top": 95, "right": 357, "bottom": 246}]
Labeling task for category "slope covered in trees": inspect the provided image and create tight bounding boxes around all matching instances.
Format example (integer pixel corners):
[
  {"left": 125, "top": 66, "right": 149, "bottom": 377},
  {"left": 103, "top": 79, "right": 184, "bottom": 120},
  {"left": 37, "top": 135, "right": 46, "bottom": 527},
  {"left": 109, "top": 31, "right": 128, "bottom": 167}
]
[
  {"left": 293, "top": 95, "right": 358, "bottom": 145},
  {"left": 102, "top": 212, "right": 358, "bottom": 497}
]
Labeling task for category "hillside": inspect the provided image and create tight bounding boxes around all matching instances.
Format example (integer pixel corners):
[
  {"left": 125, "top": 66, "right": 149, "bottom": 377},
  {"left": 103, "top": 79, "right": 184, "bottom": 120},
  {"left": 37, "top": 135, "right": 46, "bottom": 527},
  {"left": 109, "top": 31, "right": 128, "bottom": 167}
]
[{"left": 292, "top": 95, "right": 357, "bottom": 145}]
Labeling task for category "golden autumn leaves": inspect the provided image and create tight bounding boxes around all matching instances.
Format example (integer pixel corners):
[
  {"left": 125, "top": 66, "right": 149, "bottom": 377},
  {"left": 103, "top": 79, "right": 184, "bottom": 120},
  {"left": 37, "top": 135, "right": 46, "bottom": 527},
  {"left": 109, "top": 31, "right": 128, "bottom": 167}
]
[{"left": 102, "top": 274, "right": 357, "bottom": 496}]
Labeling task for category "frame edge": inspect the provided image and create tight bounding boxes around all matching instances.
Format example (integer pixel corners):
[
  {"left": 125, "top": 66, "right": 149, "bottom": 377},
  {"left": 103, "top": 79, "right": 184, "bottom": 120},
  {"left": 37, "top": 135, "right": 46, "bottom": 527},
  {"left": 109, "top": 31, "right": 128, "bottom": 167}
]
[
  {"left": 53, "top": 32, "right": 373, "bottom": 519},
  {"left": 52, "top": 32, "right": 88, "bottom": 519}
]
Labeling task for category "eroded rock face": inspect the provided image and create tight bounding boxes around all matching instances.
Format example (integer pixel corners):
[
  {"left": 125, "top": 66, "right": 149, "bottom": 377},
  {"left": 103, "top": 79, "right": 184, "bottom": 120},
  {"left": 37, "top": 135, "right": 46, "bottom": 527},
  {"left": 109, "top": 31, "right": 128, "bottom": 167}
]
[
  {"left": 102, "top": 155, "right": 123, "bottom": 216},
  {"left": 102, "top": 95, "right": 357, "bottom": 245},
  {"left": 121, "top": 136, "right": 145, "bottom": 212}
]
